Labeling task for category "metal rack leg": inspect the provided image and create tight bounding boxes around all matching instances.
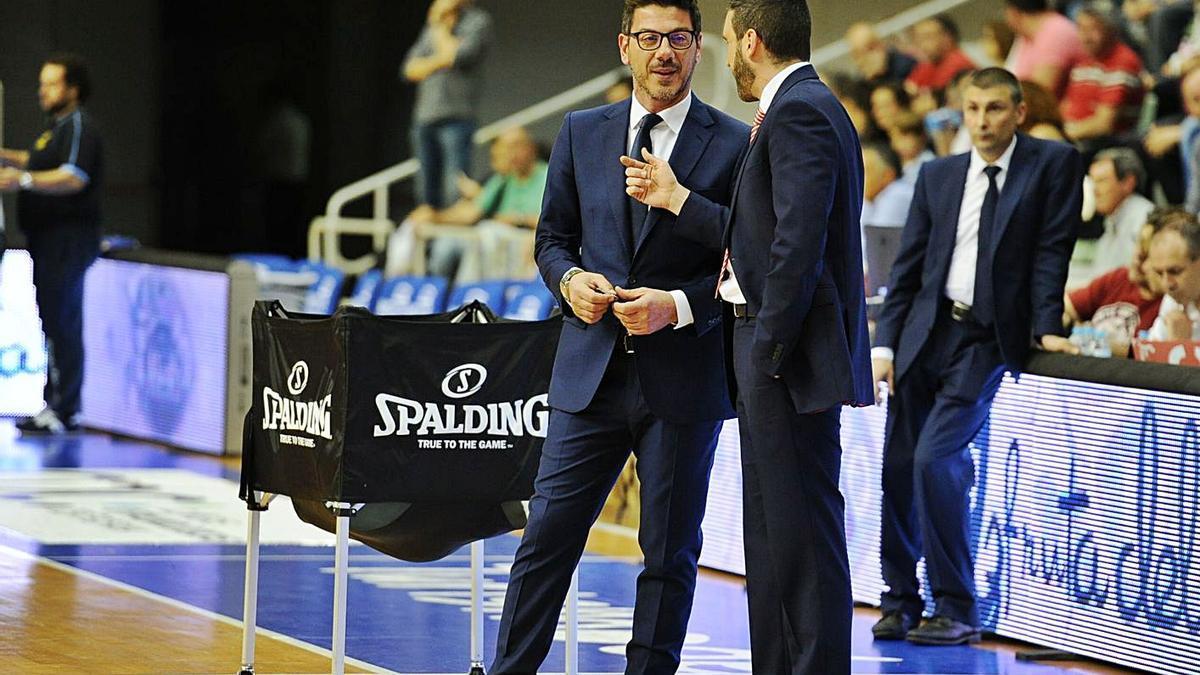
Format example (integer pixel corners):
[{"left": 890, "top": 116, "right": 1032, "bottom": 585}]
[
  {"left": 469, "top": 539, "right": 486, "bottom": 674},
  {"left": 331, "top": 512, "right": 351, "bottom": 675},
  {"left": 238, "top": 508, "right": 262, "bottom": 675},
  {"left": 565, "top": 565, "right": 579, "bottom": 675}
]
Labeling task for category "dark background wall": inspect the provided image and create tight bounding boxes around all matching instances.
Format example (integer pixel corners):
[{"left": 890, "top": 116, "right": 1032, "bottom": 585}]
[{"left": 0, "top": 0, "right": 990, "bottom": 257}]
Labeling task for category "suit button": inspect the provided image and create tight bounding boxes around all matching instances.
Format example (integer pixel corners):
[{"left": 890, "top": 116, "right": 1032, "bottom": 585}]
[{"left": 629, "top": 278, "right": 637, "bottom": 286}]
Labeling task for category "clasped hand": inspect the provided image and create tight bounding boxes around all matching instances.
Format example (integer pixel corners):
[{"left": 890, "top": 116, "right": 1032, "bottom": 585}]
[{"left": 566, "top": 272, "right": 677, "bottom": 334}]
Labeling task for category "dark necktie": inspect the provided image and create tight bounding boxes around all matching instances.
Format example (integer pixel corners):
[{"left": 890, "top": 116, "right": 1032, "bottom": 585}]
[
  {"left": 972, "top": 165, "right": 1001, "bottom": 326},
  {"left": 629, "top": 113, "right": 663, "bottom": 243}
]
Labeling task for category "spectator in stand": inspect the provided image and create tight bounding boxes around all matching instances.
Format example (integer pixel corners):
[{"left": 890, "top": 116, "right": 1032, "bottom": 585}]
[
  {"left": 847, "top": 22, "right": 918, "bottom": 86},
  {"left": 1066, "top": 208, "right": 1192, "bottom": 336},
  {"left": 1123, "top": 0, "right": 1193, "bottom": 74},
  {"left": 1066, "top": 225, "right": 1162, "bottom": 338},
  {"left": 830, "top": 73, "right": 883, "bottom": 142},
  {"left": 1161, "top": 0, "right": 1200, "bottom": 78},
  {"left": 1087, "top": 148, "right": 1156, "bottom": 274},
  {"left": 862, "top": 141, "right": 915, "bottom": 230},
  {"left": 387, "top": 127, "right": 547, "bottom": 282},
  {"left": 871, "top": 82, "right": 912, "bottom": 135},
  {"left": 1145, "top": 213, "right": 1200, "bottom": 338},
  {"left": 1142, "top": 57, "right": 1200, "bottom": 205},
  {"left": 906, "top": 15, "right": 976, "bottom": 104},
  {"left": 982, "top": 21, "right": 1017, "bottom": 66},
  {"left": 1020, "top": 80, "right": 1071, "bottom": 141},
  {"left": 889, "top": 111, "right": 935, "bottom": 184},
  {"left": 1006, "top": 0, "right": 1088, "bottom": 98},
  {"left": 1062, "top": 4, "right": 1146, "bottom": 147},
  {"left": 402, "top": 0, "right": 493, "bottom": 211},
  {"left": 929, "top": 69, "right": 975, "bottom": 156}
]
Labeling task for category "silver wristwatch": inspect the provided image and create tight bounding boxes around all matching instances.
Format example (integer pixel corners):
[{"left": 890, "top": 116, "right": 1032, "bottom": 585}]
[
  {"left": 560, "top": 267, "right": 585, "bottom": 302},
  {"left": 18, "top": 172, "right": 34, "bottom": 190}
]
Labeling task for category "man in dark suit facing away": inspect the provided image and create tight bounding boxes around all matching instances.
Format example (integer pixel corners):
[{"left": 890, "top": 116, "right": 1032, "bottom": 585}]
[
  {"left": 489, "top": 2, "right": 749, "bottom": 673},
  {"left": 623, "top": 1, "right": 874, "bottom": 671},
  {"left": 870, "top": 67, "right": 1082, "bottom": 646}
]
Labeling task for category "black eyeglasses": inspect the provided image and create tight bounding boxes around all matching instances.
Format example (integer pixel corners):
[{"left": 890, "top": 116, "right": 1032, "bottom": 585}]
[{"left": 626, "top": 30, "right": 697, "bottom": 51}]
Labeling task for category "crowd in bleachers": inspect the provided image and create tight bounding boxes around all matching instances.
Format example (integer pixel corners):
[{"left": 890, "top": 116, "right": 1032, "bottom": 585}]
[{"left": 841, "top": 0, "right": 1200, "bottom": 357}]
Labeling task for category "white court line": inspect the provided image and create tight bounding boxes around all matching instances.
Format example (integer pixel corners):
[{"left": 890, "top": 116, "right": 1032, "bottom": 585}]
[{"left": 0, "top": 542, "right": 397, "bottom": 675}]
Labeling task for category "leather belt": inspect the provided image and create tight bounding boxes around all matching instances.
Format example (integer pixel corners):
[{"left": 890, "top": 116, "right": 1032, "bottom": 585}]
[{"left": 732, "top": 304, "right": 754, "bottom": 319}]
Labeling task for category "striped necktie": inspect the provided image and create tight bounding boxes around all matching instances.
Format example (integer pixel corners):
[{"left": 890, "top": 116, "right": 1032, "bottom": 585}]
[{"left": 749, "top": 107, "right": 766, "bottom": 143}]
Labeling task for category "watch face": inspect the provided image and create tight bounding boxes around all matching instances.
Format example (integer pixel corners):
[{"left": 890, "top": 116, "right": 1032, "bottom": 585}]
[{"left": 19, "top": 173, "right": 33, "bottom": 189}]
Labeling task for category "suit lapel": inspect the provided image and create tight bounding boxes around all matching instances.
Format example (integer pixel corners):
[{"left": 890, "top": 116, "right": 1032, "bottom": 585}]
[
  {"left": 635, "top": 97, "right": 714, "bottom": 255},
  {"left": 933, "top": 154, "right": 970, "bottom": 281},
  {"left": 602, "top": 103, "right": 635, "bottom": 259},
  {"left": 991, "top": 135, "right": 1037, "bottom": 250}
]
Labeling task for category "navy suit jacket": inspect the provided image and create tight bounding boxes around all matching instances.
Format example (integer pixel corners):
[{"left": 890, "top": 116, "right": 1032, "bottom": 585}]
[
  {"left": 535, "top": 95, "right": 748, "bottom": 423},
  {"left": 874, "top": 134, "right": 1082, "bottom": 380},
  {"left": 677, "top": 65, "right": 874, "bottom": 413}
]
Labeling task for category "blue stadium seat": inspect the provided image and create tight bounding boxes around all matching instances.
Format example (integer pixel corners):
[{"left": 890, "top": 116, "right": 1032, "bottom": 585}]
[
  {"left": 502, "top": 280, "right": 555, "bottom": 320},
  {"left": 231, "top": 253, "right": 298, "bottom": 271},
  {"left": 374, "top": 276, "right": 448, "bottom": 315},
  {"left": 297, "top": 261, "right": 346, "bottom": 314},
  {"left": 347, "top": 269, "right": 384, "bottom": 309},
  {"left": 447, "top": 281, "right": 509, "bottom": 315}
]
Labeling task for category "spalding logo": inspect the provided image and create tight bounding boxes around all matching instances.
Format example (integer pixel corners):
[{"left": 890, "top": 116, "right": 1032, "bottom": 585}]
[
  {"left": 288, "top": 361, "right": 310, "bottom": 396},
  {"left": 441, "top": 363, "right": 487, "bottom": 399}
]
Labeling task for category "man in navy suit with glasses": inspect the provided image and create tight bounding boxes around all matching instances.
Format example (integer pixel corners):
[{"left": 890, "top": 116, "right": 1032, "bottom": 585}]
[{"left": 489, "top": 2, "right": 748, "bottom": 673}]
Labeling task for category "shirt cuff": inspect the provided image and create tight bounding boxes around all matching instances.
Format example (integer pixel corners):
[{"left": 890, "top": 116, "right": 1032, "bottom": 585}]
[
  {"left": 670, "top": 289, "right": 693, "bottom": 329},
  {"left": 871, "top": 346, "right": 895, "bottom": 361}
]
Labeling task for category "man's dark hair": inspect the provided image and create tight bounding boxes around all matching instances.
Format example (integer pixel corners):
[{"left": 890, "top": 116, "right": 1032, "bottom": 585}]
[
  {"left": 872, "top": 81, "right": 911, "bottom": 109},
  {"left": 829, "top": 73, "right": 872, "bottom": 111},
  {"left": 1094, "top": 147, "right": 1146, "bottom": 192},
  {"left": 1004, "top": 0, "right": 1049, "bottom": 13},
  {"left": 1076, "top": 1, "right": 1120, "bottom": 31},
  {"left": 863, "top": 140, "right": 902, "bottom": 176},
  {"left": 928, "top": 14, "right": 960, "bottom": 43},
  {"left": 728, "top": 0, "right": 812, "bottom": 62},
  {"left": 45, "top": 52, "right": 92, "bottom": 104},
  {"left": 622, "top": 0, "right": 702, "bottom": 34},
  {"left": 967, "top": 67, "right": 1023, "bottom": 105}
]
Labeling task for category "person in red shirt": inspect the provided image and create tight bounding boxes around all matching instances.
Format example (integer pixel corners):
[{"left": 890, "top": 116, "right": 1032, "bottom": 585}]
[
  {"left": 906, "top": 15, "right": 976, "bottom": 99},
  {"left": 1064, "top": 208, "right": 1193, "bottom": 334},
  {"left": 1062, "top": 4, "right": 1146, "bottom": 142}
]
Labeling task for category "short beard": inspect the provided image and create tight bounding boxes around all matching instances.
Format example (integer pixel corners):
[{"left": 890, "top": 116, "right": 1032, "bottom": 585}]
[
  {"left": 733, "top": 49, "right": 756, "bottom": 102},
  {"left": 632, "top": 59, "right": 693, "bottom": 106}
]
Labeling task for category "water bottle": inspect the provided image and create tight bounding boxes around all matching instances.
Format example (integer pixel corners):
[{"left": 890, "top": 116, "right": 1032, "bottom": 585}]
[
  {"left": 1069, "top": 325, "right": 1087, "bottom": 355},
  {"left": 1092, "top": 329, "right": 1111, "bottom": 358}
]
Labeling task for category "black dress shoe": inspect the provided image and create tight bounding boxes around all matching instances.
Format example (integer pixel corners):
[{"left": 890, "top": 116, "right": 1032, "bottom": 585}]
[
  {"left": 905, "top": 615, "right": 981, "bottom": 645},
  {"left": 871, "top": 611, "right": 919, "bottom": 640}
]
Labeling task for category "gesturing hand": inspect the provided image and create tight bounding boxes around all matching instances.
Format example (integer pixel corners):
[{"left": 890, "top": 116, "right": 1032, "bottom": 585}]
[
  {"left": 621, "top": 149, "right": 685, "bottom": 212},
  {"left": 612, "top": 286, "right": 677, "bottom": 335},
  {"left": 565, "top": 271, "right": 616, "bottom": 324}
]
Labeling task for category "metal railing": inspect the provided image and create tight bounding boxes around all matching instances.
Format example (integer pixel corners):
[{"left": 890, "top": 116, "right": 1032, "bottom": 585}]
[{"left": 310, "top": 0, "right": 978, "bottom": 273}]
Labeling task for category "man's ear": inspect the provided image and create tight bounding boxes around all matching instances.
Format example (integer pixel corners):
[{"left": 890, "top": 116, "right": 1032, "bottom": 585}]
[{"left": 618, "top": 33, "right": 632, "bottom": 66}]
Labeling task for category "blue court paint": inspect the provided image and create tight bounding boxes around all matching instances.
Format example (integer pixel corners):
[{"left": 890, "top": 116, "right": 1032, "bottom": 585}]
[{"left": 0, "top": 428, "right": 1101, "bottom": 674}]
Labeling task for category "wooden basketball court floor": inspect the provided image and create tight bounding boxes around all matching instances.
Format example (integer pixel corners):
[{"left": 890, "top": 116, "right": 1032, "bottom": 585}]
[{"left": 0, "top": 424, "right": 1129, "bottom": 674}]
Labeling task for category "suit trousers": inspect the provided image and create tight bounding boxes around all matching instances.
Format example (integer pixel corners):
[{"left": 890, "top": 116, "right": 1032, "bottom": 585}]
[
  {"left": 879, "top": 306, "right": 1006, "bottom": 626},
  {"left": 732, "top": 317, "right": 851, "bottom": 675},
  {"left": 491, "top": 349, "right": 721, "bottom": 675}
]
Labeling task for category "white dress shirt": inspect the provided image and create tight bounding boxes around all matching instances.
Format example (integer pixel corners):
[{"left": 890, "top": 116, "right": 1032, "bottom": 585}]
[
  {"left": 719, "top": 60, "right": 811, "bottom": 306},
  {"left": 629, "top": 93, "right": 697, "bottom": 328},
  {"left": 873, "top": 136, "right": 1017, "bottom": 362}
]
